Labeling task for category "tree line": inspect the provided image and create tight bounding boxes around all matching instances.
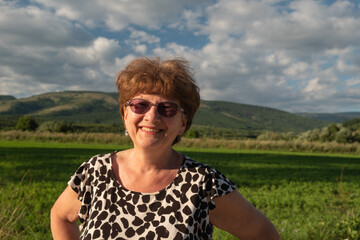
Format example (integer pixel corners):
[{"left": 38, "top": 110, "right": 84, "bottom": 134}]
[{"left": 9, "top": 116, "right": 360, "bottom": 143}]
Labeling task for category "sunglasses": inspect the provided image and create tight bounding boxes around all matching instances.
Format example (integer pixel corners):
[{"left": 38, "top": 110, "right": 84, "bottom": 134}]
[{"left": 125, "top": 98, "right": 184, "bottom": 117}]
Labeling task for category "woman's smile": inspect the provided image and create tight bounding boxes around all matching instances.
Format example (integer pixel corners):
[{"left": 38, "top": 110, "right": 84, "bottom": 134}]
[{"left": 140, "top": 126, "right": 163, "bottom": 133}]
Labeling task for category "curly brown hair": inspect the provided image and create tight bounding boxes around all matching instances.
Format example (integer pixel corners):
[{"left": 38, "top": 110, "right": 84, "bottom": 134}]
[{"left": 115, "top": 57, "right": 200, "bottom": 144}]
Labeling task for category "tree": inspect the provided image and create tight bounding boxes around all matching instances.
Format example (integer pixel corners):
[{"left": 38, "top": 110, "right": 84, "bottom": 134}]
[
  {"left": 16, "top": 116, "right": 38, "bottom": 131},
  {"left": 335, "top": 127, "right": 352, "bottom": 143},
  {"left": 319, "top": 124, "right": 340, "bottom": 142},
  {"left": 38, "top": 120, "right": 74, "bottom": 133},
  {"left": 54, "top": 121, "right": 74, "bottom": 133},
  {"left": 38, "top": 120, "right": 58, "bottom": 132},
  {"left": 185, "top": 128, "right": 199, "bottom": 138}
]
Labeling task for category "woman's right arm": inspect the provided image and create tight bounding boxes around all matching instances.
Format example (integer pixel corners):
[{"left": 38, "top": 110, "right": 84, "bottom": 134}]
[{"left": 51, "top": 186, "right": 82, "bottom": 240}]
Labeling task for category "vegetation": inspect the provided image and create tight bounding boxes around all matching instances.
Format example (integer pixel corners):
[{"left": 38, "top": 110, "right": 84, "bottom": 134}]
[
  {"left": 343, "top": 118, "right": 360, "bottom": 131},
  {"left": 0, "top": 116, "right": 19, "bottom": 131},
  {"left": 0, "top": 141, "right": 359, "bottom": 239},
  {"left": 197, "top": 100, "right": 327, "bottom": 132},
  {"left": 2, "top": 130, "right": 360, "bottom": 156},
  {"left": 253, "top": 120, "right": 360, "bottom": 146},
  {"left": 297, "top": 112, "right": 360, "bottom": 123},
  {"left": 15, "top": 116, "right": 38, "bottom": 131},
  {"left": 185, "top": 128, "right": 199, "bottom": 138},
  {"left": 0, "top": 95, "right": 16, "bottom": 101}
]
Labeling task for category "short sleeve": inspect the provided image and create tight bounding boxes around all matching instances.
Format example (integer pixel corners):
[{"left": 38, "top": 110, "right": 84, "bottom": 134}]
[
  {"left": 68, "top": 160, "right": 93, "bottom": 228},
  {"left": 205, "top": 167, "right": 237, "bottom": 210}
]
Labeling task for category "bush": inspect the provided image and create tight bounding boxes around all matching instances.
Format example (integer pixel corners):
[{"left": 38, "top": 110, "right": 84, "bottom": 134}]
[
  {"left": 185, "top": 129, "right": 199, "bottom": 138},
  {"left": 298, "top": 129, "right": 320, "bottom": 142},
  {"left": 335, "top": 128, "right": 352, "bottom": 143},
  {"left": 38, "top": 121, "right": 74, "bottom": 133},
  {"left": 54, "top": 121, "right": 74, "bottom": 133},
  {"left": 257, "top": 131, "right": 297, "bottom": 141},
  {"left": 15, "top": 116, "right": 38, "bottom": 131},
  {"left": 38, "top": 121, "right": 58, "bottom": 132}
]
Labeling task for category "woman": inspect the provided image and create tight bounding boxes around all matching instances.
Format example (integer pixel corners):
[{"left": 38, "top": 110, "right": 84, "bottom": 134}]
[{"left": 51, "top": 57, "right": 280, "bottom": 239}]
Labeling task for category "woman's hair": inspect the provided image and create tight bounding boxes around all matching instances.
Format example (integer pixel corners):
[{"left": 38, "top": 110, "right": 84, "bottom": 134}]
[{"left": 115, "top": 57, "right": 200, "bottom": 144}]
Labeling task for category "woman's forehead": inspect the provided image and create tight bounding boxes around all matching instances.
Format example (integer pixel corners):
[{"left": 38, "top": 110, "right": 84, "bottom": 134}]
[{"left": 131, "top": 93, "right": 179, "bottom": 103}]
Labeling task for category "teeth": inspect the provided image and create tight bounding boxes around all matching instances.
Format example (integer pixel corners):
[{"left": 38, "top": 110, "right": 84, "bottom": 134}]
[{"left": 142, "top": 127, "right": 161, "bottom": 132}]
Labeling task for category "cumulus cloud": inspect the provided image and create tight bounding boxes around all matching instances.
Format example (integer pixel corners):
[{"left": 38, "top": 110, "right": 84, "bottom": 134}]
[
  {"left": 186, "top": 0, "right": 360, "bottom": 112},
  {"left": 34, "top": 0, "right": 207, "bottom": 31},
  {"left": 1, "top": 0, "right": 360, "bottom": 113},
  {"left": 0, "top": 1, "right": 125, "bottom": 95}
]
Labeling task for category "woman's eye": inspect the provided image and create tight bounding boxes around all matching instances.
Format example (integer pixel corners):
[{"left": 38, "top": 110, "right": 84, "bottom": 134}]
[{"left": 138, "top": 102, "right": 148, "bottom": 107}]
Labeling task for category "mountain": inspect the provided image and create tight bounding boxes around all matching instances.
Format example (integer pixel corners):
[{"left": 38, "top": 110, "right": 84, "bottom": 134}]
[
  {"left": 296, "top": 112, "right": 360, "bottom": 123},
  {"left": 0, "top": 91, "right": 329, "bottom": 132},
  {"left": 342, "top": 118, "right": 360, "bottom": 131},
  {"left": 196, "top": 100, "right": 327, "bottom": 132},
  {"left": 0, "top": 95, "right": 16, "bottom": 101},
  {"left": 0, "top": 91, "right": 121, "bottom": 124}
]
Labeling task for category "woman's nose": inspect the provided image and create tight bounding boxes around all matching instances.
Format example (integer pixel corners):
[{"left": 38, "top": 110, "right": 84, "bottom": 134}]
[{"left": 144, "top": 105, "right": 161, "bottom": 121}]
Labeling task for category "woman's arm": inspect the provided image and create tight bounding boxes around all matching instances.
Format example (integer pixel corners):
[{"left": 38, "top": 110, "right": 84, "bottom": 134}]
[
  {"left": 210, "top": 190, "right": 281, "bottom": 240},
  {"left": 51, "top": 186, "right": 82, "bottom": 240}
]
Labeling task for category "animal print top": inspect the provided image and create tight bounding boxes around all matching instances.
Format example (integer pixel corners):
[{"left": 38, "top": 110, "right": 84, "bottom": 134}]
[{"left": 68, "top": 152, "right": 236, "bottom": 240}]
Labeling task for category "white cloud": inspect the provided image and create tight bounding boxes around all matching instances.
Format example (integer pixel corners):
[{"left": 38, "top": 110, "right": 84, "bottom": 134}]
[
  {"left": 34, "top": 0, "right": 206, "bottom": 31},
  {"left": 1, "top": 0, "right": 360, "bottom": 113},
  {"left": 134, "top": 45, "right": 147, "bottom": 54},
  {"left": 129, "top": 28, "right": 160, "bottom": 45},
  {"left": 284, "top": 62, "right": 309, "bottom": 77},
  {"left": 346, "top": 77, "right": 360, "bottom": 86}
]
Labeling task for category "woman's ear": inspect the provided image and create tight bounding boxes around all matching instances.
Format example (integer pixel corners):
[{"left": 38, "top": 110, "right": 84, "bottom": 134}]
[
  {"left": 123, "top": 106, "right": 128, "bottom": 121},
  {"left": 122, "top": 106, "right": 128, "bottom": 130},
  {"left": 178, "top": 116, "right": 187, "bottom": 136}
]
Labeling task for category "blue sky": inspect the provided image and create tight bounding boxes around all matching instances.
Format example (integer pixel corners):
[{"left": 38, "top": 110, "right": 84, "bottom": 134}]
[{"left": 1, "top": 0, "right": 360, "bottom": 113}]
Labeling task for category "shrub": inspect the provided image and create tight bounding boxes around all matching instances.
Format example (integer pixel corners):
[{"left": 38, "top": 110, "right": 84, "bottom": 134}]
[
  {"left": 15, "top": 116, "right": 38, "bottom": 131},
  {"left": 38, "top": 121, "right": 74, "bottom": 133},
  {"left": 335, "top": 128, "right": 352, "bottom": 143},
  {"left": 54, "top": 121, "right": 74, "bottom": 133},
  {"left": 257, "top": 131, "right": 298, "bottom": 141},
  {"left": 185, "top": 129, "right": 199, "bottom": 138},
  {"left": 38, "top": 121, "right": 58, "bottom": 132}
]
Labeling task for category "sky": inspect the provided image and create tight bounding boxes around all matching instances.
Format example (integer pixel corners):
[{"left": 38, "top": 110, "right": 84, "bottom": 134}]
[{"left": 1, "top": 0, "right": 360, "bottom": 113}]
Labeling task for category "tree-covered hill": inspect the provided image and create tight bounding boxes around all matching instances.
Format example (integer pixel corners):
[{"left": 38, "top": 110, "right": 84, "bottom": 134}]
[
  {"left": 343, "top": 118, "right": 360, "bottom": 131},
  {"left": 0, "top": 91, "right": 329, "bottom": 133},
  {"left": 196, "top": 100, "right": 327, "bottom": 132},
  {"left": 0, "top": 95, "right": 16, "bottom": 101},
  {"left": 296, "top": 112, "right": 360, "bottom": 123},
  {"left": 0, "top": 91, "right": 121, "bottom": 124}
]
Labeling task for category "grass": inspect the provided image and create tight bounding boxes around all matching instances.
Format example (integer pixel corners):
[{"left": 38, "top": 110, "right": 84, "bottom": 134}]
[
  {"left": 0, "top": 140, "right": 360, "bottom": 239},
  {"left": 2, "top": 130, "right": 360, "bottom": 154}
]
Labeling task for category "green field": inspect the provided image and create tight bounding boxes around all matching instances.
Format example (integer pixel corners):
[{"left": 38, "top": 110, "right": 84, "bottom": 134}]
[{"left": 1, "top": 140, "right": 360, "bottom": 239}]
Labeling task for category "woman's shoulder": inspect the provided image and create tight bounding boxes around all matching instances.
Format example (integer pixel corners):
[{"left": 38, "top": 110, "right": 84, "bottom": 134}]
[
  {"left": 181, "top": 154, "right": 235, "bottom": 183},
  {"left": 81, "top": 151, "right": 115, "bottom": 169},
  {"left": 182, "top": 154, "right": 215, "bottom": 174}
]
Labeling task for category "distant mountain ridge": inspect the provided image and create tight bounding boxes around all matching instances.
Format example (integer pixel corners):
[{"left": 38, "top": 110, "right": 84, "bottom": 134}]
[
  {"left": 0, "top": 95, "right": 16, "bottom": 101},
  {"left": 0, "top": 91, "right": 332, "bottom": 132},
  {"left": 296, "top": 112, "right": 360, "bottom": 123}
]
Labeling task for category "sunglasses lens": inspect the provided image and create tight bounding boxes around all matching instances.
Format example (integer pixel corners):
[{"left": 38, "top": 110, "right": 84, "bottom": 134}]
[
  {"left": 128, "top": 99, "right": 181, "bottom": 117},
  {"left": 157, "top": 102, "right": 179, "bottom": 117},
  {"left": 129, "top": 99, "right": 150, "bottom": 114}
]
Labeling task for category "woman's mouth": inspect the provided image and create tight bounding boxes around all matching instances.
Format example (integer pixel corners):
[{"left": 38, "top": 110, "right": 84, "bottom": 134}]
[{"left": 140, "top": 127, "right": 162, "bottom": 133}]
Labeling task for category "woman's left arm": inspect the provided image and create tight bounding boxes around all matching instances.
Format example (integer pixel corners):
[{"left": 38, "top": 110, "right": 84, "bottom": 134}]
[{"left": 210, "top": 190, "right": 281, "bottom": 240}]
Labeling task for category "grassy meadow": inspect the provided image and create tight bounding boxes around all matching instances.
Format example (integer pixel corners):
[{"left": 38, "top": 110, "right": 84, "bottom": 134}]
[{"left": 0, "top": 140, "right": 360, "bottom": 239}]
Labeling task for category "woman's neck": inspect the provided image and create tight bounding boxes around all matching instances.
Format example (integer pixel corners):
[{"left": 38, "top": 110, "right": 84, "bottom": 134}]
[
  {"left": 113, "top": 147, "right": 182, "bottom": 193},
  {"left": 127, "top": 147, "right": 179, "bottom": 172}
]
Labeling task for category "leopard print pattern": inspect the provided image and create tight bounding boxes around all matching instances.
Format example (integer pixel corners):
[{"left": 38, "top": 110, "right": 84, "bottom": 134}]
[{"left": 68, "top": 152, "right": 236, "bottom": 239}]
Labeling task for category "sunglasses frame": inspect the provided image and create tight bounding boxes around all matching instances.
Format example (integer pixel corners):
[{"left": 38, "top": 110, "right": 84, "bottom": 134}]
[{"left": 125, "top": 98, "right": 184, "bottom": 117}]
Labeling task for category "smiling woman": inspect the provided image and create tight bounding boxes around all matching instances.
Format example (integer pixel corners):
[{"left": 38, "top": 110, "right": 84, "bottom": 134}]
[{"left": 50, "top": 57, "right": 280, "bottom": 240}]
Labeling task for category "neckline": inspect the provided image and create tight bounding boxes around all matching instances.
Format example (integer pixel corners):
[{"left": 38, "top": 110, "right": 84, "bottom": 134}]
[{"left": 109, "top": 151, "right": 186, "bottom": 196}]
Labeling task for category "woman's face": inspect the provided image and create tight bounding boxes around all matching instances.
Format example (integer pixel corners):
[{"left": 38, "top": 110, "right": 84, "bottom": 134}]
[{"left": 123, "top": 93, "right": 187, "bottom": 150}]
